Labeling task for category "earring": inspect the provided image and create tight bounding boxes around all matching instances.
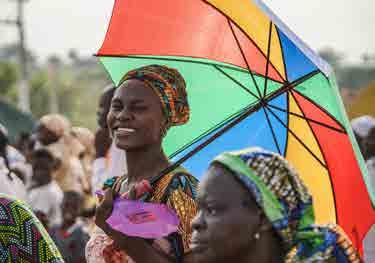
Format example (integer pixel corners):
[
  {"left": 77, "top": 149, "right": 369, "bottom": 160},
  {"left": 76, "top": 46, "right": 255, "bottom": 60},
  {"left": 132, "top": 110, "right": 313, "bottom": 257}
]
[{"left": 254, "top": 232, "right": 260, "bottom": 240}]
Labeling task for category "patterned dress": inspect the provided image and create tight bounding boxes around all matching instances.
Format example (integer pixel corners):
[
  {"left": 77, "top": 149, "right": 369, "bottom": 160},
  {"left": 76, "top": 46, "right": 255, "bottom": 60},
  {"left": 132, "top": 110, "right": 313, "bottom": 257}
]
[
  {"left": 0, "top": 195, "right": 64, "bottom": 262},
  {"left": 86, "top": 167, "right": 198, "bottom": 263}
]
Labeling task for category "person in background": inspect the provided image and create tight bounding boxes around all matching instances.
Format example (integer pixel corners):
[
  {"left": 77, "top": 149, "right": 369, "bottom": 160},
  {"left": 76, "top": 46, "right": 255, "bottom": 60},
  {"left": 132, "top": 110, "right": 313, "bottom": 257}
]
[
  {"left": 92, "top": 85, "right": 127, "bottom": 193},
  {"left": 35, "top": 114, "right": 70, "bottom": 148},
  {"left": 0, "top": 123, "right": 28, "bottom": 201},
  {"left": 28, "top": 148, "right": 64, "bottom": 229},
  {"left": 71, "top": 126, "right": 97, "bottom": 233},
  {"left": 0, "top": 194, "right": 64, "bottom": 262},
  {"left": 72, "top": 126, "right": 95, "bottom": 194},
  {"left": 35, "top": 114, "right": 86, "bottom": 193},
  {"left": 191, "top": 148, "right": 361, "bottom": 263},
  {"left": 51, "top": 191, "right": 90, "bottom": 263},
  {"left": 351, "top": 115, "right": 375, "bottom": 157},
  {"left": 361, "top": 126, "right": 375, "bottom": 262}
]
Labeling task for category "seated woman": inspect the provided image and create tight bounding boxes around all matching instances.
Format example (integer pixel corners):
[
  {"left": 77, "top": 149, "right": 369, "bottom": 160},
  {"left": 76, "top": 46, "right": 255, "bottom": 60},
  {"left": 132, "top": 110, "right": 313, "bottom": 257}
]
[
  {"left": 0, "top": 194, "right": 63, "bottom": 262},
  {"left": 191, "top": 148, "right": 361, "bottom": 263},
  {"left": 86, "top": 65, "right": 198, "bottom": 263}
]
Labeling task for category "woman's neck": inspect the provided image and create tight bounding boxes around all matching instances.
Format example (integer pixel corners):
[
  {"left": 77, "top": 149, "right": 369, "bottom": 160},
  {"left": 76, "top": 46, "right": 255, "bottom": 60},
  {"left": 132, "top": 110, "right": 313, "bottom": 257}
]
[
  {"left": 227, "top": 232, "right": 283, "bottom": 263},
  {"left": 247, "top": 232, "right": 284, "bottom": 263},
  {"left": 126, "top": 144, "right": 170, "bottom": 184}
]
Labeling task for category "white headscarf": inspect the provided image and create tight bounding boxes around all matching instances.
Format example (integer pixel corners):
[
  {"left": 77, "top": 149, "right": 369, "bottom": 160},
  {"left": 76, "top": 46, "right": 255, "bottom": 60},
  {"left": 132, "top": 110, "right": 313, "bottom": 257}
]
[{"left": 351, "top": 115, "right": 375, "bottom": 139}]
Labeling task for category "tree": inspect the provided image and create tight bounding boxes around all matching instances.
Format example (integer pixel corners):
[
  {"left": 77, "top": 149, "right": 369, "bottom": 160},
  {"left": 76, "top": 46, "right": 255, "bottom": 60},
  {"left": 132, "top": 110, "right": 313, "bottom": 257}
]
[{"left": 0, "top": 61, "right": 18, "bottom": 97}]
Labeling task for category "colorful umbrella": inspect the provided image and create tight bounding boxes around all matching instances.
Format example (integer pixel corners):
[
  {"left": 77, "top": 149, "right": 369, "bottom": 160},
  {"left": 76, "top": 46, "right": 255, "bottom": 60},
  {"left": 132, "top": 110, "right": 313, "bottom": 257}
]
[{"left": 97, "top": 0, "right": 375, "bottom": 255}]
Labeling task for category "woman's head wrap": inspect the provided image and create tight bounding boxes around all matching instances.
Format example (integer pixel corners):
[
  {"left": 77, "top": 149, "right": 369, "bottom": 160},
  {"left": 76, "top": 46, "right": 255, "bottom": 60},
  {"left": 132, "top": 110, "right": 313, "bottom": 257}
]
[
  {"left": 212, "top": 147, "right": 361, "bottom": 262},
  {"left": 119, "top": 65, "right": 189, "bottom": 127}
]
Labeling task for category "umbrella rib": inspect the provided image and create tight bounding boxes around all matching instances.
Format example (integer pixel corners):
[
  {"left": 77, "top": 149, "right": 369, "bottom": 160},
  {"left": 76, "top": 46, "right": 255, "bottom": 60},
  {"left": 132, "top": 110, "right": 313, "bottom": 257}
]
[
  {"left": 169, "top": 103, "right": 257, "bottom": 159},
  {"left": 267, "top": 104, "right": 346, "bottom": 134},
  {"left": 227, "top": 18, "right": 263, "bottom": 98},
  {"left": 292, "top": 89, "right": 347, "bottom": 132},
  {"left": 264, "top": 70, "right": 320, "bottom": 102},
  {"left": 163, "top": 70, "right": 321, "bottom": 176},
  {"left": 263, "top": 108, "right": 282, "bottom": 154},
  {"left": 288, "top": 91, "right": 339, "bottom": 221},
  {"left": 154, "top": 102, "right": 265, "bottom": 182},
  {"left": 263, "top": 22, "right": 273, "bottom": 98},
  {"left": 275, "top": 27, "right": 289, "bottom": 84},
  {"left": 265, "top": 105, "right": 328, "bottom": 169},
  {"left": 213, "top": 65, "right": 260, "bottom": 100},
  {"left": 100, "top": 55, "right": 284, "bottom": 84},
  {"left": 200, "top": 0, "right": 285, "bottom": 82}
]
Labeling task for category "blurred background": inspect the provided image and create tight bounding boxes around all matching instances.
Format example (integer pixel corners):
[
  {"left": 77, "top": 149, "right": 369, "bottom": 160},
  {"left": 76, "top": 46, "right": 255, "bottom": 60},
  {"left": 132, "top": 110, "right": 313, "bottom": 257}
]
[{"left": 1, "top": 0, "right": 375, "bottom": 138}]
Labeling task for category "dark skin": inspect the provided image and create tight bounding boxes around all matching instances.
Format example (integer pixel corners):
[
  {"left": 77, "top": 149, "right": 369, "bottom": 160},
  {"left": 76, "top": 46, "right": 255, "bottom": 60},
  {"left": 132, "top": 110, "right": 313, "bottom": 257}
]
[
  {"left": 362, "top": 127, "right": 375, "bottom": 160},
  {"left": 35, "top": 124, "right": 60, "bottom": 146},
  {"left": 97, "top": 86, "right": 116, "bottom": 129},
  {"left": 30, "top": 153, "right": 57, "bottom": 189},
  {"left": 61, "top": 192, "right": 83, "bottom": 230},
  {"left": 95, "top": 86, "right": 115, "bottom": 158},
  {"left": 191, "top": 163, "right": 284, "bottom": 263},
  {"left": 95, "top": 79, "right": 173, "bottom": 263}
]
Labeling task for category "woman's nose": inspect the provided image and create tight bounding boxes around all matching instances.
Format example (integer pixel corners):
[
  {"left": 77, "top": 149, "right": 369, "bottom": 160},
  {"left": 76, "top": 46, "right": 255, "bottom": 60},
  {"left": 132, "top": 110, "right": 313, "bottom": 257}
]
[
  {"left": 191, "top": 210, "right": 205, "bottom": 232},
  {"left": 117, "top": 107, "right": 132, "bottom": 121}
]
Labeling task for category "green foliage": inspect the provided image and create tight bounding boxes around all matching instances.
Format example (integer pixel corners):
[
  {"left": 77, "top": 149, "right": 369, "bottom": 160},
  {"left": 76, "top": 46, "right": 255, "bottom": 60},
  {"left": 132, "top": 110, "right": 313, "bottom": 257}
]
[
  {"left": 29, "top": 70, "right": 49, "bottom": 118},
  {"left": 0, "top": 62, "right": 18, "bottom": 97}
]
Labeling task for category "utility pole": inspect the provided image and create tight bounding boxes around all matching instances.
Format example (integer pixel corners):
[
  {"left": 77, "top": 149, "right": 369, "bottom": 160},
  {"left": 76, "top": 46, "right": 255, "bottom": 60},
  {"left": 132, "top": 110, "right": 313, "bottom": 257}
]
[{"left": 0, "top": 0, "right": 30, "bottom": 113}]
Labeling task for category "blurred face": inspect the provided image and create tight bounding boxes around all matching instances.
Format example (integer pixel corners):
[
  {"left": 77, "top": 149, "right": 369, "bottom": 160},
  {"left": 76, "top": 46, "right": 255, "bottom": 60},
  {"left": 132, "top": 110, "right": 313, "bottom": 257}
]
[
  {"left": 97, "top": 89, "right": 114, "bottom": 128},
  {"left": 363, "top": 128, "right": 375, "bottom": 159},
  {"left": 62, "top": 194, "right": 82, "bottom": 223},
  {"left": 36, "top": 124, "right": 59, "bottom": 146},
  {"left": 0, "top": 131, "right": 7, "bottom": 152},
  {"left": 191, "top": 164, "right": 261, "bottom": 263},
  {"left": 31, "top": 157, "right": 54, "bottom": 184},
  {"left": 107, "top": 79, "right": 166, "bottom": 151}
]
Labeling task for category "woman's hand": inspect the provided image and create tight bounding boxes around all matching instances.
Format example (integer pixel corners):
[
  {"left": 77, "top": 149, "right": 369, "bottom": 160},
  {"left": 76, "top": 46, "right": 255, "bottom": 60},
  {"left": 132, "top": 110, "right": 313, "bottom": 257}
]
[{"left": 95, "top": 188, "right": 114, "bottom": 231}]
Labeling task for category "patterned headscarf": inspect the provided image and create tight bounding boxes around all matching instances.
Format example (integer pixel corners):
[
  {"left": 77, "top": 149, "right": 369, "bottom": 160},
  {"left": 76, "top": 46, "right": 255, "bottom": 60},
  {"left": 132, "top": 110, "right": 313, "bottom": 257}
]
[
  {"left": 213, "top": 148, "right": 361, "bottom": 262},
  {"left": 119, "top": 65, "right": 189, "bottom": 127}
]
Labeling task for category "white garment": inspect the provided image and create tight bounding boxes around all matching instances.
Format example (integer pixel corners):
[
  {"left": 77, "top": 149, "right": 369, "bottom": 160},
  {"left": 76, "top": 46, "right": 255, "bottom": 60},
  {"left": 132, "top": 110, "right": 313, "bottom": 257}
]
[
  {"left": 27, "top": 181, "right": 64, "bottom": 228},
  {"left": 91, "top": 143, "right": 127, "bottom": 193},
  {"left": 0, "top": 159, "right": 27, "bottom": 201},
  {"left": 351, "top": 116, "right": 375, "bottom": 138},
  {"left": 364, "top": 159, "right": 375, "bottom": 263},
  {"left": 366, "top": 157, "right": 375, "bottom": 190},
  {"left": 364, "top": 225, "right": 375, "bottom": 263}
]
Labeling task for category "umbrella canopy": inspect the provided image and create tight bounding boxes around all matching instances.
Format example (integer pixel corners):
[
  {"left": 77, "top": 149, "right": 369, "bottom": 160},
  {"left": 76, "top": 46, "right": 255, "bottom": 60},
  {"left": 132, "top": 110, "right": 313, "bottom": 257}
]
[{"left": 97, "top": 0, "right": 375, "bottom": 255}]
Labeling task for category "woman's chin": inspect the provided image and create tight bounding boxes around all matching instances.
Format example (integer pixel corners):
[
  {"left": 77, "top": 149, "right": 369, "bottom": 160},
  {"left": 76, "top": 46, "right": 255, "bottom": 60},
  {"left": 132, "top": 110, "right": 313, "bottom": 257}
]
[{"left": 114, "top": 139, "right": 141, "bottom": 152}]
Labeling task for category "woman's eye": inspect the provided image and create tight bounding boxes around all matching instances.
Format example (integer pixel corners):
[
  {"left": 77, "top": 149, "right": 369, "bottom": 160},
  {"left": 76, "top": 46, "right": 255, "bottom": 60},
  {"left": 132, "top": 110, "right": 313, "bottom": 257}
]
[
  {"left": 131, "top": 105, "right": 147, "bottom": 111},
  {"left": 206, "top": 206, "right": 218, "bottom": 216}
]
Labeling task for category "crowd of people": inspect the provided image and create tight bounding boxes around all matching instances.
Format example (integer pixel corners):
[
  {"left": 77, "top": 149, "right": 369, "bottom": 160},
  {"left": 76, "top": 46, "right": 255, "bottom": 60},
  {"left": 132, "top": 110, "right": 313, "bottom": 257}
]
[{"left": 0, "top": 64, "right": 371, "bottom": 262}]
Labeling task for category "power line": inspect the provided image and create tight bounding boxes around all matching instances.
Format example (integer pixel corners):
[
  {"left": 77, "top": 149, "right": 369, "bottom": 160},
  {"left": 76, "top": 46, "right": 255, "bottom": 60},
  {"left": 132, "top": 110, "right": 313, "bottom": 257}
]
[{"left": 0, "top": 0, "right": 30, "bottom": 113}]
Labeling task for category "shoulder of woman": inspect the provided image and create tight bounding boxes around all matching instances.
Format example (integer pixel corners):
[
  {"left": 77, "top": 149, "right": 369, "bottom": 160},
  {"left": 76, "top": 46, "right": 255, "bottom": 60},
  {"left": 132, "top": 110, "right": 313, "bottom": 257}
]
[
  {"left": 102, "top": 176, "right": 120, "bottom": 190},
  {"left": 165, "top": 169, "right": 199, "bottom": 199}
]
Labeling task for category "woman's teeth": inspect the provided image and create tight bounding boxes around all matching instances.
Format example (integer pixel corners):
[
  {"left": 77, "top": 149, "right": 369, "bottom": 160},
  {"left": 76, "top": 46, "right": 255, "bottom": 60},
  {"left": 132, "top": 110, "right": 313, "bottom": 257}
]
[{"left": 115, "top": 128, "right": 135, "bottom": 136}]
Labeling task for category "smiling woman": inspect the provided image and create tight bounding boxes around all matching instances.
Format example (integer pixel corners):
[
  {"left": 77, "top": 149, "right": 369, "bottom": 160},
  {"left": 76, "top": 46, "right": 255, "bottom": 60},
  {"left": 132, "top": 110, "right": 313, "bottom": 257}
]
[{"left": 86, "top": 65, "right": 198, "bottom": 263}]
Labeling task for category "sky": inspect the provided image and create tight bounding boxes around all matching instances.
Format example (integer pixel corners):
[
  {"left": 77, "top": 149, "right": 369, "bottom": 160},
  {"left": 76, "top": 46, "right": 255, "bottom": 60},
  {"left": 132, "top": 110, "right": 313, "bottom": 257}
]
[{"left": 1, "top": 0, "right": 374, "bottom": 63}]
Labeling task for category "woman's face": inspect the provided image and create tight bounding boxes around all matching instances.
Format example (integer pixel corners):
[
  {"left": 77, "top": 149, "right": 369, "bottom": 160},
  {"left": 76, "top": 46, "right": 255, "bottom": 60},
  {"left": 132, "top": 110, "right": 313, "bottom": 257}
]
[
  {"left": 36, "top": 124, "right": 60, "bottom": 146},
  {"left": 107, "top": 79, "right": 166, "bottom": 151},
  {"left": 191, "top": 164, "right": 262, "bottom": 263}
]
